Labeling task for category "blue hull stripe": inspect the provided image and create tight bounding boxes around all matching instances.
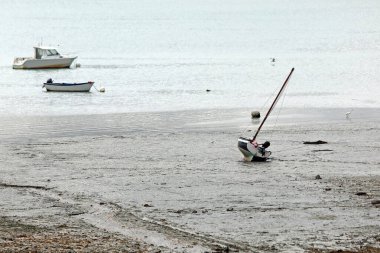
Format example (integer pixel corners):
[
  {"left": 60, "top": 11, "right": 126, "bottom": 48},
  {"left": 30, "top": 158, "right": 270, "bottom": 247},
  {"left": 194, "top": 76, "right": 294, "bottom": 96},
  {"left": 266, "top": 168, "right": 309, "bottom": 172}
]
[{"left": 43, "top": 83, "right": 90, "bottom": 86}]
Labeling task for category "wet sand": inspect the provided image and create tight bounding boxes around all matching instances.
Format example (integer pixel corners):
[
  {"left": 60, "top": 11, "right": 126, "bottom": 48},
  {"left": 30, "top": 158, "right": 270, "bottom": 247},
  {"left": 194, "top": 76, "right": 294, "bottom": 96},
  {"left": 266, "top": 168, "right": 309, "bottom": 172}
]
[{"left": 0, "top": 108, "right": 379, "bottom": 252}]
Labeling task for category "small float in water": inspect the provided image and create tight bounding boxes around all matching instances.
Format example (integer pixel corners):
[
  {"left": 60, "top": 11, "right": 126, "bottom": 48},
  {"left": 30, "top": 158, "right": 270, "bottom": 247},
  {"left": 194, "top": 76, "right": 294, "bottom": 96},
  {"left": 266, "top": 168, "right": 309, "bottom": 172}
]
[
  {"left": 13, "top": 46, "right": 77, "bottom": 69},
  {"left": 238, "top": 68, "right": 294, "bottom": 162},
  {"left": 43, "top": 79, "right": 94, "bottom": 92}
]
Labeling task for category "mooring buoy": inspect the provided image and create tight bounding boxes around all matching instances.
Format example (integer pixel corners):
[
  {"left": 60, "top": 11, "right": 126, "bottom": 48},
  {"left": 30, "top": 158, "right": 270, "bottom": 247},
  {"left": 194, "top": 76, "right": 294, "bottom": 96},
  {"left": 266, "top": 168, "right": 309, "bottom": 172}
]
[{"left": 251, "top": 111, "right": 260, "bottom": 118}]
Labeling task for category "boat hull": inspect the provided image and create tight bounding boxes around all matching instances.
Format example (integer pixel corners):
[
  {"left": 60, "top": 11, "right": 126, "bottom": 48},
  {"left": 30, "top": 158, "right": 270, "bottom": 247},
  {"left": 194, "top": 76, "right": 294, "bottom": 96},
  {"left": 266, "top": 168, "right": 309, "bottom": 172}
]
[
  {"left": 13, "top": 57, "right": 77, "bottom": 69},
  {"left": 43, "top": 82, "right": 94, "bottom": 92},
  {"left": 238, "top": 137, "right": 271, "bottom": 162}
]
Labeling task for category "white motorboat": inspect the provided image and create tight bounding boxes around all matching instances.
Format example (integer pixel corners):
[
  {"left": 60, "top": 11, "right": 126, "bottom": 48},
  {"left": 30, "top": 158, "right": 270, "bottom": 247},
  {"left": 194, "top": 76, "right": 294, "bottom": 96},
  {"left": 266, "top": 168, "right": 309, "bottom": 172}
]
[
  {"left": 13, "top": 46, "right": 77, "bottom": 69},
  {"left": 43, "top": 79, "right": 94, "bottom": 92}
]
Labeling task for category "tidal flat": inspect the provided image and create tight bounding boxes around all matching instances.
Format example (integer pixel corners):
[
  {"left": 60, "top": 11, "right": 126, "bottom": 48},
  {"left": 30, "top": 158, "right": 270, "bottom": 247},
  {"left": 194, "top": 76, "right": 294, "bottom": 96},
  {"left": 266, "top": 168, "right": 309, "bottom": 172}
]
[{"left": 0, "top": 108, "right": 379, "bottom": 252}]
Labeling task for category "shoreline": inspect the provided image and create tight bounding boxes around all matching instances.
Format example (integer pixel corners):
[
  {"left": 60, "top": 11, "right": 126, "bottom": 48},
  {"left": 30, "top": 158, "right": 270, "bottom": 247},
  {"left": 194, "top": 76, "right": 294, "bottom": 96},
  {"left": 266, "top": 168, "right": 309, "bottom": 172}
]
[{"left": 1, "top": 106, "right": 379, "bottom": 117}]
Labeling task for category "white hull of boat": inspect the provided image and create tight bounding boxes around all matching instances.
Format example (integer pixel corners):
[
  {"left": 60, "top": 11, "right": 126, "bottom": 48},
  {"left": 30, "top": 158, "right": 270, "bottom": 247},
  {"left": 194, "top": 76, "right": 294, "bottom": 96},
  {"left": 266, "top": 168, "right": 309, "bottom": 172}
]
[
  {"left": 43, "top": 82, "right": 93, "bottom": 92},
  {"left": 13, "top": 57, "right": 77, "bottom": 69},
  {"left": 237, "top": 137, "right": 271, "bottom": 162}
]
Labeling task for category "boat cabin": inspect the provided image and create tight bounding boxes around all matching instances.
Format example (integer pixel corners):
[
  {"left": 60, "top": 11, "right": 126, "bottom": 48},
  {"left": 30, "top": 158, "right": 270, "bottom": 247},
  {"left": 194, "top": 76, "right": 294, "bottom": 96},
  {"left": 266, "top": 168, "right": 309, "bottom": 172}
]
[{"left": 34, "top": 46, "right": 62, "bottom": 59}]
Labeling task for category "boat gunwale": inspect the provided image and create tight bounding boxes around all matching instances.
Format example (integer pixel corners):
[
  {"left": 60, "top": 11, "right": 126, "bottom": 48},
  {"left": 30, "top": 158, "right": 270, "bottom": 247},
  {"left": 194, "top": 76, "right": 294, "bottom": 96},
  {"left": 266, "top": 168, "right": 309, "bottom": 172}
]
[{"left": 43, "top": 82, "right": 94, "bottom": 87}]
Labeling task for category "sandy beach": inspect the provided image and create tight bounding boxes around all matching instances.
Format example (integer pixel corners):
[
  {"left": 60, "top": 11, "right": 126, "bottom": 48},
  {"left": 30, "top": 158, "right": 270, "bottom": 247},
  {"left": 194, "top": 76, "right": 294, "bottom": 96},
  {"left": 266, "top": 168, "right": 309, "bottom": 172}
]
[
  {"left": 0, "top": 108, "right": 379, "bottom": 252},
  {"left": 1, "top": 0, "right": 380, "bottom": 252}
]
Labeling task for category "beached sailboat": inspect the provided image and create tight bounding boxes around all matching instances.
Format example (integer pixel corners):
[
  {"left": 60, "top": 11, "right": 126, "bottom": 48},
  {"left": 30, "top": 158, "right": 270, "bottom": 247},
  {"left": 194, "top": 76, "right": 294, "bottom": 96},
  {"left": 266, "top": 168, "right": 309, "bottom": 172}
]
[{"left": 238, "top": 68, "right": 294, "bottom": 162}]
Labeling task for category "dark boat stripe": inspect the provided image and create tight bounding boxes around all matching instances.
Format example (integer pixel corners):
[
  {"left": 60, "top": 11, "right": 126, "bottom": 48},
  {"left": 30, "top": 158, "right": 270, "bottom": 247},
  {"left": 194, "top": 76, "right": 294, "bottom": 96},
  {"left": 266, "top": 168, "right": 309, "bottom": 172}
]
[{"left": 43, "top": 83, "right": 90, "bottom": 86}]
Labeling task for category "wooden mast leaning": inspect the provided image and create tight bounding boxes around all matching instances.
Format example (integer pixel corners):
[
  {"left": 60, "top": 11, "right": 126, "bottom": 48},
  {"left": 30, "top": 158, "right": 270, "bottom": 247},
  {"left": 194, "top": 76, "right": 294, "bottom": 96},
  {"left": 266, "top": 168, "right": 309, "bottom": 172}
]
[{"left": 252, "top": 68, "right": 294, "bottom": 141}]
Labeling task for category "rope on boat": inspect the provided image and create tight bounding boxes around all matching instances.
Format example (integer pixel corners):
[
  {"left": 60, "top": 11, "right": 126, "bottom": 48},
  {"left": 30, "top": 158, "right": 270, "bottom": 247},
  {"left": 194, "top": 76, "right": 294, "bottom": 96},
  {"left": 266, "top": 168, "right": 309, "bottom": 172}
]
[
  {"left": 93, "top": 84, "right": 105, "bottom": 93},
  {"left": 267, "top": 80, "right": 289, "bottom": 140},
  {"left": 239, "top": 74, "right": 290, "bottom": 138}
]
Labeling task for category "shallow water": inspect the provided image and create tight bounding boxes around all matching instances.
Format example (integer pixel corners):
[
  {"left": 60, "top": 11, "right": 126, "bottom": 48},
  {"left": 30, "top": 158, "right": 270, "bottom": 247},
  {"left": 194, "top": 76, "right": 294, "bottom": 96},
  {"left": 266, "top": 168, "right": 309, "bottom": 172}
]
[{"left": 0, "top": 0, "right": 380, "bottom": 116}]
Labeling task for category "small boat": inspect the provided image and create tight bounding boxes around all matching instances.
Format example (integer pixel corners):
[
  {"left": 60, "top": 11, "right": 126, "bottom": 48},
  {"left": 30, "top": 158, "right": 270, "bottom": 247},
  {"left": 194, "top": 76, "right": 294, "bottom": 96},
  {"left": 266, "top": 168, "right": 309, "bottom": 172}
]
[
  {"left": 43, "top": 79, "right": 94, "bottom": 92},
  {"left": 13, "top": 46, "right": 77, "bottom": 69},
  {"left": 238, "top": 68, "right": 294, "bottom": 162},
  {"left": 237, "top": 137, "right": 272, "bottom": 162}
]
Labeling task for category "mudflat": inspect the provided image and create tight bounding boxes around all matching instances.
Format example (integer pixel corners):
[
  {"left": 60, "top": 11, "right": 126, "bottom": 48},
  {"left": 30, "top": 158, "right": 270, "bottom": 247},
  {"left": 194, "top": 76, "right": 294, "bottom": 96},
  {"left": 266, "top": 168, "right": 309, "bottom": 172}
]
[{"left": 0, "top": 108, "right": 379, "bottom": 252}]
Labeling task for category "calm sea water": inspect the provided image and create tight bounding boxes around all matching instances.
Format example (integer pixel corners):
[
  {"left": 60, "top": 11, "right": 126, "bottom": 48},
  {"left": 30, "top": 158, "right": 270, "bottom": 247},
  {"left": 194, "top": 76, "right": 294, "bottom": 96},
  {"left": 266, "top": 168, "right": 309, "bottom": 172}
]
[{"left": 0, "top": 0, "right": 379, "bottom": 116}]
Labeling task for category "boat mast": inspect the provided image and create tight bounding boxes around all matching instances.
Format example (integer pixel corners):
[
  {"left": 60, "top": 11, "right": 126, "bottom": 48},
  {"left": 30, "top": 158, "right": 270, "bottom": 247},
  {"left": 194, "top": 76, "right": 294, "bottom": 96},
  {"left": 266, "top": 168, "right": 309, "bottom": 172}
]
[{"left": 252, "top": 68, "right": 294, "bottom": 141}]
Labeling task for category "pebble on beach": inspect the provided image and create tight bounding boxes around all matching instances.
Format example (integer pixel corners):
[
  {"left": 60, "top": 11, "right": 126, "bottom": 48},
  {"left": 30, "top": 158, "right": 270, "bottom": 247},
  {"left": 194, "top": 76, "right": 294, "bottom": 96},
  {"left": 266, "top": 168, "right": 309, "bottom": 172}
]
[{"left": 315, "top": 175, "right": 322, "bottom": 180}]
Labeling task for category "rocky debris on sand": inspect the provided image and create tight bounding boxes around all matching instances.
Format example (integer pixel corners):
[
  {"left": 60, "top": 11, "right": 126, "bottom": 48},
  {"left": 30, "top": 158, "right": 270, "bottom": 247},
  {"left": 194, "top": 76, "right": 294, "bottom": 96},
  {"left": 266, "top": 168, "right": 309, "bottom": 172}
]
[
  {"left": 309, "top": 246, "right": 380, "bottom": 253},
  {"left": 304, "top": 140, "right": 328, "bottom": 145},
  {"left": 211, "top": 245, "right": 232, "bottom": 253},
  {"left": 68, "top": 211, "right": 86, "bottom": 216},
  {"left": 371, "top": 200, "right": 380, "bottom": 208},
  {"left": 315, "top": 175, "right": 322, "bottom": 180},
  {"left": 355, "top": 192, "right": 368, "bottom": 196},
  {"left": 0, "top": 217, "right": 160, "bottom": 253},
  {"left": 143, "top": 203, "right": 153, "bottom": 207},
  {"left": 312, "top": 149, "right": 333, "bottom": 152},
  {"left": 0, "top": 183, "right": 50, "bottom": 190},
  {"left": 226, "top": 207, "right": 234, "bottom": 211}
]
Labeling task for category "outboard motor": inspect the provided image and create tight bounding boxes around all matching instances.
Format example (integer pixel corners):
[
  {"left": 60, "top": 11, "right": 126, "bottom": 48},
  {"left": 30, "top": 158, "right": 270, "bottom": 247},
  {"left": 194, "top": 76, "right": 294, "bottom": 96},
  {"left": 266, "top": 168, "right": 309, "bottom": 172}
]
[
  {"left": 46, "top": 78, "right": 53, "bottom": 83},
  {"left": 238, "top": 137, "right": 271, "bottom": 162},
  {"left": 262, "top": 141, "right": 270, "bottom": 149}
]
